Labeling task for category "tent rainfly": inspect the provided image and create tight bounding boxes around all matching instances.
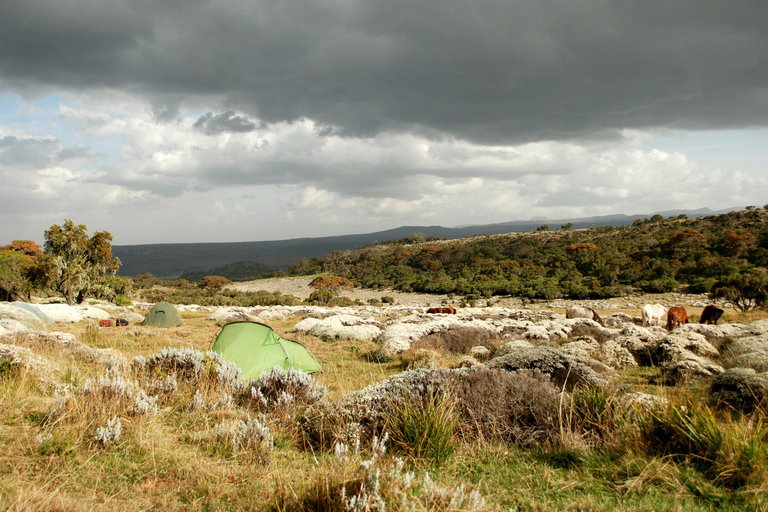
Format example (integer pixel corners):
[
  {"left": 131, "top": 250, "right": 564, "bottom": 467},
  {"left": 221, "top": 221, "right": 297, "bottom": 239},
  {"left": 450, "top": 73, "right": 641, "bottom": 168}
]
[
  {"left": 211, "top": 321, "right": 322, "bottom": 380},
  {"left": 142, "top": 301, "right": 182, "bottom": 328}
]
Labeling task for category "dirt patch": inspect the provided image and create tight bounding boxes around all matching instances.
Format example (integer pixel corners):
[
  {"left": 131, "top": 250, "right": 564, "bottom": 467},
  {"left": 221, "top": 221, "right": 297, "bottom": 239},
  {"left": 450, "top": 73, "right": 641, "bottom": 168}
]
[
  {"left": 228, "top": 276, "right": 733, "bottom": 316},
  {"left": 228, "top": 276, "right": 454, "bottom": 307}
]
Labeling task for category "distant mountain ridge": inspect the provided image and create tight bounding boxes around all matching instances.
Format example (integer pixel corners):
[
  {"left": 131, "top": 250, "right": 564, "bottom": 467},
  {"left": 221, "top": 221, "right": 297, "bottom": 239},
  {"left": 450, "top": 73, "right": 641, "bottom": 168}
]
[{"left": 113, "top": 207, "right": 741, "bottom": 278}]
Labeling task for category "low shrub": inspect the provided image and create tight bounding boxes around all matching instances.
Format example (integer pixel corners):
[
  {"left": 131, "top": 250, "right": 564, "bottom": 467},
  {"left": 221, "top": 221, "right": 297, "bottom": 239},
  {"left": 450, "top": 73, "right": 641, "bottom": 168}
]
[
  {"left": 450, "top": 368, "right": 562, "bottom": 445},
  {"left": 113, "top": 295, "right": 133, "bottom": 306},
  {"left": 415, "top": 326, "right": 498, "bottom": 355}
]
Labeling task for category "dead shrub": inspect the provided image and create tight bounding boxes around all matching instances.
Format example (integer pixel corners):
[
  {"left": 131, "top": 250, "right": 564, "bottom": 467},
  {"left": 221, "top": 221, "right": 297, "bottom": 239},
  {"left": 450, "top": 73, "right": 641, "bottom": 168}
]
[
  {"left": 415, "top": 326, "right": 499, "bottom": 355},
  {"left": 450, "top": 368, "right": 562, "bottom": 445}
]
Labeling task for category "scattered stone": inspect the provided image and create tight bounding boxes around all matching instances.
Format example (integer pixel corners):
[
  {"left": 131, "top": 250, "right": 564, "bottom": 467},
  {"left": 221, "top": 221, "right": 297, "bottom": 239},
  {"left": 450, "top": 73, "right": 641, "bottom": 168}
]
[
  {"left": 663, "top": 350, "right": 724, "bottom": 385},
  {"left": 470, "top": 345, "right": 491, "bottom": 361},
  {"left": 492, "top": 339, "right": 534, "bottom": 359},
  {"left": 452, "top": 355, "right": 482, "bottom": 369},
  {"left": 404, "top": 349, "right": 442, "bottom": 370}
]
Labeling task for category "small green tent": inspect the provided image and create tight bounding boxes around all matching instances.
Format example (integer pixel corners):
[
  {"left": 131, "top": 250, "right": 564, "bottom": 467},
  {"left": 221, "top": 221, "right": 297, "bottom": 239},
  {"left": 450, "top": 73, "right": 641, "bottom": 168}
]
[
  {"left": 211, "top": 321, "right": 322, "bottom": 380},
  {"left": 142, "top": 301, "right": 182, "bottom": 328}
]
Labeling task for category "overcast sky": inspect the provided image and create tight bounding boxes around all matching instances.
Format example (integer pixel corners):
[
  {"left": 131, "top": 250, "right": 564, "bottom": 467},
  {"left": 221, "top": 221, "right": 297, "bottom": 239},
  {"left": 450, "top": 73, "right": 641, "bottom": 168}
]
[{"left": 2, "top": 0, "right": 767, "bottom": 246}]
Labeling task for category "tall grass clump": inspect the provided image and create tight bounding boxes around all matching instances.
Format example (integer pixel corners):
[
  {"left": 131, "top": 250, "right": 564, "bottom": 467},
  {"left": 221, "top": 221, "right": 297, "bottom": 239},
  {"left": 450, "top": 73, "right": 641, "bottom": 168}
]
[
  {"left": 636, "top": 399, "right": 768, "bottom": 488},
  {"left": 269, "top": 433, "right": 488, "bottom": 512},
  {"left": 386, "top": 389, "right": 459, "bottom": 465},
  {"left": 567, "top": 384, "right": 625, "bottom": 445}
]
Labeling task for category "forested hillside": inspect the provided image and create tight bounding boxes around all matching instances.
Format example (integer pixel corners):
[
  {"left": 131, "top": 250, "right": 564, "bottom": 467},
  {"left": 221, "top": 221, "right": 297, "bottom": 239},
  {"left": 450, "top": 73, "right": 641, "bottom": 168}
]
[{"left": 285, "top": 209, "right": 768, "bottom": 301}]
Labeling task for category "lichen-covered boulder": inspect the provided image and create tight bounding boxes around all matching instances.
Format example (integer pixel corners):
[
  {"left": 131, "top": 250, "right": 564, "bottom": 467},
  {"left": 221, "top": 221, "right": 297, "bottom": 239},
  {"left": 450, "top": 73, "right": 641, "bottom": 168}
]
[
  {"left": 209, "top": 307, "right": 259, "bottom": 326},
  {"left": 709, "top": 368, "right": 768, "bottom": 412},
  {"left": 725, "top": 335, "right": 768, "bottom": 359},
  {"left": 404, "top": 349, "right": 442, "bottom": 370},
  {"left": 486, "top": 345, "right": 608, "bottom": 389},
  {"left": 452, "top": 355, "right": 482, "bottom": 369},
  {"left": 602, "top": 313, "right": 638, "bottom": 328},
  {"left": 470, "top": 345, "right": 491, "bottom": 361},
  {"left": 676, "top": 322, "right": 744, "bottom": 345},
  {"left": 731, "top": 352, "right": 768, "bottom": 373},
  {"left": 663, "top": 350, "right": 724, "bottom": 385},
  {"left": 292, "top": 314, "right": 382, "bottom": 342},
  {"left": 601, "top": 340, "right": 638, "bottom": 369},
  {"left": 492, "top": 339, "right": 534, "bottom": 359},
  {"left": 658, "top": 332, "right": 719, "bottom": 362},
  {"left": 560, "top": 336, "right": 600, "bottom": 361}
]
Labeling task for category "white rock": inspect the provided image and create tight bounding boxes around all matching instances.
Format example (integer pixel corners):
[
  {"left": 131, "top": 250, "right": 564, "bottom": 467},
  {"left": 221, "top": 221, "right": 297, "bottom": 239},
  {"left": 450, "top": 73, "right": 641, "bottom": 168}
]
[
  {"left": 0, "top": 304, "right": 47, "bottom": 330},
  {"left": 470, "top": 345, "right": 491, "bottom": 361},
  {"left": 0, "top": 318, "right": 29, "bottom": 334},
  {"left": 35, "top": 304, "right": 84, "bottom": 323}
]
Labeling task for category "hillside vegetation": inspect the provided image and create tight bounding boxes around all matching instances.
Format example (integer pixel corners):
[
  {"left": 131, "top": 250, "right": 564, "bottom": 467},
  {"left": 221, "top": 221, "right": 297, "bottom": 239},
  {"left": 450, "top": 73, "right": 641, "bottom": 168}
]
[{"left": 285, "top": 209, "right": 768, "bottom": 303}]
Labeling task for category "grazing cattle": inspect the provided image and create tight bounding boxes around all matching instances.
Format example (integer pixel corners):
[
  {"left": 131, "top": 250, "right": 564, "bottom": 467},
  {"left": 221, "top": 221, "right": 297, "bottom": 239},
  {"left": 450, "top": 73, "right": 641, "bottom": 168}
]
[
  {"left": 667, "top": 306, "right": 688, "bottom": 330},
  {"left": 700, "top": 305, "right": 724, "bottom": 325},
  {"left": 427, "top": 307, "right": 456, "bottom": 314},
  {"left": 641, "top": 304, "right": 668, "bottom": 327},
  {"left": 99, "top": 319, "right": 114, "bottom": 327},
  {"left": 565, "top": 306, "right": 604, "bottom": 326}
]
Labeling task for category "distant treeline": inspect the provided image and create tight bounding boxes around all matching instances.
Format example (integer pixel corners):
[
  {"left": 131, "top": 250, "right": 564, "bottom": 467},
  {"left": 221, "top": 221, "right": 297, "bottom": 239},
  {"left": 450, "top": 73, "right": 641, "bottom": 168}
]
[
  {"left": 178, "top": 261, "right": 273, "bottom": 282},
  {"left": 284, "top": 209, "right": 768, "bottom": 301}
]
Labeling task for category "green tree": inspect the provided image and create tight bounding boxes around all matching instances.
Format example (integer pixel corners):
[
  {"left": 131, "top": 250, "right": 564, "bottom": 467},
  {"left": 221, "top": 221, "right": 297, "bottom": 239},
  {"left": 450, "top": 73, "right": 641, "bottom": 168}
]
[
  {"left": 44, "top": 220, "right": 121, "bottom": 305},
  {"left": 710, "top": 268, "right": 768, "bottom": 312},
  {"left": 0, "top": 250, "right": 33, "bottom": 301},
  {"left": 560, "top": 223, "right": 573, "bottom": 231}
]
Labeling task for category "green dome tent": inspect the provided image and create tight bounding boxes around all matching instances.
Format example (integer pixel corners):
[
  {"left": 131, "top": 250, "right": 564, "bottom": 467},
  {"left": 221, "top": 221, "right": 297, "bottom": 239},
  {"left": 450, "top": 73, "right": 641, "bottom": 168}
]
[
  {"left": 211, "top": 321, "right": 322, "bottom": 380},
  {"left": 142, "top": 301, "right": 182, "bottom": 328}
]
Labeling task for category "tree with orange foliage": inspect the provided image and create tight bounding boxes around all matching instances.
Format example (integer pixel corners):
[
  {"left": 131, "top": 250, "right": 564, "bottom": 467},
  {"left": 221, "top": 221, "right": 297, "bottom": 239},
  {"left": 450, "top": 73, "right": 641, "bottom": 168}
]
[
  {"left": 566, "top": 243, "right": 599, "bottom": 253},
  {"left": 199, "top": 275, "right": 232, "bottom": 294},
  {"left": 2, "top": 240, "right": 44, "bottom": 261},
  {"left": 308, "top": 275, "right": 354, "bottom": 295}
]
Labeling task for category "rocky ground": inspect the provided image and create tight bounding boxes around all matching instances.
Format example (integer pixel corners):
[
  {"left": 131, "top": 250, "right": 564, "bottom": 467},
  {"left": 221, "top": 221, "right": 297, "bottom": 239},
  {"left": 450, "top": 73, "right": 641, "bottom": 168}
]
[{"left": 229, "top": 276, "right": 725, "bottom": 311}]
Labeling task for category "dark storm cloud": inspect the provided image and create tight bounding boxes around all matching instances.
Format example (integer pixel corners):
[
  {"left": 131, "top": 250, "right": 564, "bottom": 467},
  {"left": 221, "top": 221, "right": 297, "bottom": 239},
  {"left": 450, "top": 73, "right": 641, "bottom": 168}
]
[
  {"left": 193, "top": 111, "right": 258, "bottom": 135},
  {"left": 2, "top": 0, "right": 767, "bottom": 143}
]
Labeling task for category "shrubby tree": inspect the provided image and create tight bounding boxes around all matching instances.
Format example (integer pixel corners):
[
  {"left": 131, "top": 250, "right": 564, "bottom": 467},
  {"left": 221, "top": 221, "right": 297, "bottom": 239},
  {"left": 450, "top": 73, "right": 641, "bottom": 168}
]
[
  {"left": 44, "top": 220, "right": 121, "bottom": 305},
  {"left": 0, "top": 249, "right": 33, "bottom": 301},
  {"left": 710, "top": 268, "right": 768, "bottom": 312}
]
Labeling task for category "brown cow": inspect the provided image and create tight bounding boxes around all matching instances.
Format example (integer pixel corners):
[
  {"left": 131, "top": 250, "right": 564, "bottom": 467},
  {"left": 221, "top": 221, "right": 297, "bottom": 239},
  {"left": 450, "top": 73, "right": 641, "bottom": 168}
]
[
  {"left": 427, "top": 307, "right": 456, "bottom": 314},
  {"left": 700, "top": 305, "right": 724, "bottom": 325},
  {"left": 667, "top": 306, "right": 688, "bottom": 330}
]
